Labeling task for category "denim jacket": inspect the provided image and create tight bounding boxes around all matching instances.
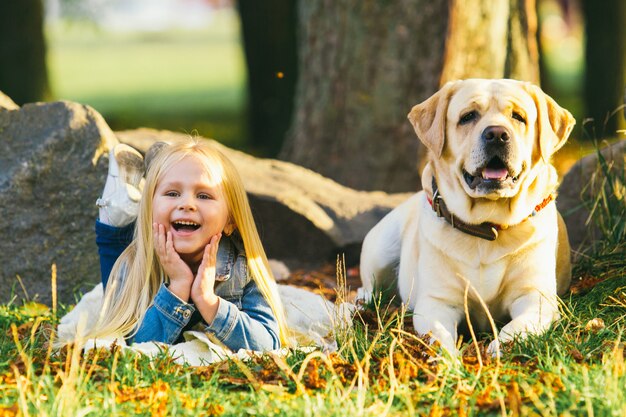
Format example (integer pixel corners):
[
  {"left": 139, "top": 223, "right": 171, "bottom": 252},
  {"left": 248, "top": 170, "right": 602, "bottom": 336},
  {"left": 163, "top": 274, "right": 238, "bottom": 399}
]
[{"left": 95, "top": 221, "right": 280, "bottom": 352}]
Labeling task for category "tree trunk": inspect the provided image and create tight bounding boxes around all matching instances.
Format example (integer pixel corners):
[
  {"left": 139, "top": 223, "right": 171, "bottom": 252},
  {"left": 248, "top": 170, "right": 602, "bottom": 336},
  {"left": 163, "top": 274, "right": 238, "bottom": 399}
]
[
  {"left": 581, "top": 0, "right": 626, "bottom": 137},
  {"left": 281, "top": 0, "right": 539, "bottom": 192},
  {"left": 237, "top": 0, "right": 298, "bottom": 156},
  {"left": 441, "top": 0, "right": 539, "bottom": 83},
  {"left": 0, "top": 0, "right": 49, "bottom": 105}
]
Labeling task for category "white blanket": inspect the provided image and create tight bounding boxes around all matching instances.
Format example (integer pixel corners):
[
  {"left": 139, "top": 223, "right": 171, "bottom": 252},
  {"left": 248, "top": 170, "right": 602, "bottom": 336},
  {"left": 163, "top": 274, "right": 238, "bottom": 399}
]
[{"left": 58, "top": 284, "right": 354, "bottom": 366}]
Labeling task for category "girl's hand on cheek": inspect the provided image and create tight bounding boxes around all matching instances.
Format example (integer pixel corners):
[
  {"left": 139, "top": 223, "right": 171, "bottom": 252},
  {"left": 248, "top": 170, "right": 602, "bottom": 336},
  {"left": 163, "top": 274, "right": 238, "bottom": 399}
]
[
  {"left": 191, "top": 233, "right": 221, "bottom": 323},
  {"left": 153, "top": 223, "right": 193, "bottom": 301}
]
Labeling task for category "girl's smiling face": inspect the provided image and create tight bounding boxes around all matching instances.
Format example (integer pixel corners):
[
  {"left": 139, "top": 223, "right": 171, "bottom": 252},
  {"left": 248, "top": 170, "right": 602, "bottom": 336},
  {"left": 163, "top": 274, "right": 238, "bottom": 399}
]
[{"left": 152, "top": 155, "right": 231, "bottom": 264}]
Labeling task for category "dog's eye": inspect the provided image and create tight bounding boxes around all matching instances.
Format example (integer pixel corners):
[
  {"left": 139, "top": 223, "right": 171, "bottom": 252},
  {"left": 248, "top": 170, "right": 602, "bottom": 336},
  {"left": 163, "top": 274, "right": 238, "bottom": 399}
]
[
  {"left": 459, "top": 111, "right": 478, "bottom": 125},
  {"left": 512, "top": 111, "right": 526, "bottom": 124}
]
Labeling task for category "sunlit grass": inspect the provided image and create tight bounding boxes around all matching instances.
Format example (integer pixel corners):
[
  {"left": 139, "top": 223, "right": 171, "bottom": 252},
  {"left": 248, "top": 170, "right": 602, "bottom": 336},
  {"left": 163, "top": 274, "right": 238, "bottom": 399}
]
[
  {"left": 1, "top": 272, "right": 624, "bottom": 416},
  {"left": 45, "top": 8, "right": 247, "bottom": 148},
  {"left": 1, "top": 138, "right": 623, "bottom": 415}
]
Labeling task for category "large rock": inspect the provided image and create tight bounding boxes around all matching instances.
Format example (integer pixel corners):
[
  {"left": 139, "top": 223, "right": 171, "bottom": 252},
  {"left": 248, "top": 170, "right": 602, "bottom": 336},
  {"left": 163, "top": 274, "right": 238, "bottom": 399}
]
[
  {"left": 116, "top": 129, "right": 411, "bottom": 265},
  {"left": 557, "top": 140, "right": 625, "bottom": 252},
  {"left": 0, "top": 100, "right": 118, "bottom": 304},
  {"left": 1, "top": 99, "right": 410, "bottom": 304}
]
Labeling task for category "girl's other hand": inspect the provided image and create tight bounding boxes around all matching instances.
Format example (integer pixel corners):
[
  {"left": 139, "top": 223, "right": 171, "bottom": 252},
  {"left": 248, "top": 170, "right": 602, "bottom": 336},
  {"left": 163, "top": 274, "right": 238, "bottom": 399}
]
[
  {"left": 191, "top": 233, "right": 222, "bottom": 323},
  {"left": 153, "top": 222, "right": 194, "bottom": 301}
]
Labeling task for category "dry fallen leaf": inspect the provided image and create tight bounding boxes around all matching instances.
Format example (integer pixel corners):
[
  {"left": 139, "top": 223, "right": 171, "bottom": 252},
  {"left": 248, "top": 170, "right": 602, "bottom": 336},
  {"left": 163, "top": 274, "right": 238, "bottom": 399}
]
[
  {"left": 569, "top": 348, "right": 584, "bottom": 363},
  {"left": 584, "top": 318, "right": 606, "bottom": 333},
  {"left": 0, "top": 404, "right": 18, "bottom": 417},
  {"left": 569, "top": 276, "right": 603, "bottom": 294}
]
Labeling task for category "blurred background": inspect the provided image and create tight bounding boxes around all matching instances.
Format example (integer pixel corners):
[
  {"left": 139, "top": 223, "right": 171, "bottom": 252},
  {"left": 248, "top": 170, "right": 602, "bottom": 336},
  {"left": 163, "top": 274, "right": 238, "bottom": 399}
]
[
  {"left": 12, "top": 0, "right": 250, "bottom": 149},
  {"left": 0, "top": 0, "right": 624, "bottom": 192}
]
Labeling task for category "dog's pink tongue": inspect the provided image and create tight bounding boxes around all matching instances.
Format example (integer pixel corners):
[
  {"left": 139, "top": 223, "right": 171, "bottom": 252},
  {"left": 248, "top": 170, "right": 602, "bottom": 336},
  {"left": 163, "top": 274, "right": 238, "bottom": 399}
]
[{"left": 482, "top": 167, "right": 508, "bottom": 180}]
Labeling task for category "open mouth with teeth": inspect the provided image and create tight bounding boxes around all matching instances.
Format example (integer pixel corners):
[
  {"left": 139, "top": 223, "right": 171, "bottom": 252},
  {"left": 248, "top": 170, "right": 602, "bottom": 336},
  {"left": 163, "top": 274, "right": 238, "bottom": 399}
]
[
  {"left": 463, "top": 157, "right": 520, "bottom": 191},
  {"left": 172, "top": 220, "right": 201, "bottom": 232}
]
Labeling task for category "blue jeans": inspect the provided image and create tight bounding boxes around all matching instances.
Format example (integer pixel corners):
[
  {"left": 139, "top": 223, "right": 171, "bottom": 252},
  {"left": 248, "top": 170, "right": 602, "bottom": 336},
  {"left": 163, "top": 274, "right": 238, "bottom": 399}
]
[{"left": 95, "top": 220, "right": 134, "bottom": 288}]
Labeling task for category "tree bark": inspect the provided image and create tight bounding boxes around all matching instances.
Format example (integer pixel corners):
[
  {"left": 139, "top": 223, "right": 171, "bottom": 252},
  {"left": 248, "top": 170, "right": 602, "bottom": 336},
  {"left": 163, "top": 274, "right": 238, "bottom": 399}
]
[
  {"left": 237, "top": 0, "right": 298, "bottom": 156},
  {"left": 441, "top": 0, "right": 539, "bottom": 83},
  {"left": 0, "top": 0, "right": 49, "bottom": 105},
  {"left": 281, "top": 0, "right": 539, "bottom": 192},
  {"left": 581, "top": 0, "right": 626, "bottom": 137}
]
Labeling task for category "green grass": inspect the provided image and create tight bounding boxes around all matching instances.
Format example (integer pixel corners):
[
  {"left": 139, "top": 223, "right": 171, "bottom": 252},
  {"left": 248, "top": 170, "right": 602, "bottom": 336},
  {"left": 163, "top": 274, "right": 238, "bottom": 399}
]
[
  {"left": 1, "top": 275, "right": 625, "bottom": 416},
  {"left": 0, "top": 144, "right": 624, "bottom": 416},
  {"left": 45, "top": 9, "right": 248, "bottom": 148}
]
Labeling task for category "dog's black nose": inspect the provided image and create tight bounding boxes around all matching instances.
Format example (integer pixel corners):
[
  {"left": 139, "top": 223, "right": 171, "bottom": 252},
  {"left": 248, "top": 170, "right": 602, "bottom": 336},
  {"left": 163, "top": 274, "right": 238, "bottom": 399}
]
[{"left": 482, "top": 126, "right": 511, "bottom": 143}]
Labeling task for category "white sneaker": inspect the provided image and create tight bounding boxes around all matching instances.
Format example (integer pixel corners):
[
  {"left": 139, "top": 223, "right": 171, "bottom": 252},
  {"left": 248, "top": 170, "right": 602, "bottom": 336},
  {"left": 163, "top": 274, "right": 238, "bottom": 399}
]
[{"left": 96, "top": 144, "right": 145, "bottom": 227}]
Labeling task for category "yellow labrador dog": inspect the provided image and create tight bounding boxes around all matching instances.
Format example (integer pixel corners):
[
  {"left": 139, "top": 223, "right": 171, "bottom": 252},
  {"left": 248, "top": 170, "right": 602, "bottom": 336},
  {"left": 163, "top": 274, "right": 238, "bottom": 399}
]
[{"left": 359, "top": 79, "right": 575, "bottom": 355}]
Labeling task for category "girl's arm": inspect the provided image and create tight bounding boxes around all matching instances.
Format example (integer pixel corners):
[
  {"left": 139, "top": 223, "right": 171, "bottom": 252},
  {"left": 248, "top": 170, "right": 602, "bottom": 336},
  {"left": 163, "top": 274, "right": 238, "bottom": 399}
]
[
  {"left": 191, "top": 236, "right": 280, "bottom": 351},
  {"left": 96, "top": 221, "right": 192, "bottom": 345},
  {"left": 128, "top": 283, "right": 196, "bottom": 345},
  {"left": 129, "top": 230, "right": 280, "bottom": 350},
  {"left": 203, "top": 280, "right": 281, "bottom": 351},
  {"left": 127, "top": 280, "right": 281, "bottom": 350}
]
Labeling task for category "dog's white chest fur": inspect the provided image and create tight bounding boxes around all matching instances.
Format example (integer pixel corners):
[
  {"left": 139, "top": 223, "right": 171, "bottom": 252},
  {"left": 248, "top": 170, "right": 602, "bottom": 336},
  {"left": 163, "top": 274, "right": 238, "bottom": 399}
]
[{"left": 398, "top": 192, "right": 549, "bottom": 309}]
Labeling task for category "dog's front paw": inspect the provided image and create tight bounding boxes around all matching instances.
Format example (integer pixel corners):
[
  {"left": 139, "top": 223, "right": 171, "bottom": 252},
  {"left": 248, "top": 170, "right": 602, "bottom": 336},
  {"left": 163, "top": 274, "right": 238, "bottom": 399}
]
[
  {"left": 487, "top": 337, "right": 515, "bottom": 358},
  {"left": 355, "top": 287, "right": 372, "bottom": 304}
]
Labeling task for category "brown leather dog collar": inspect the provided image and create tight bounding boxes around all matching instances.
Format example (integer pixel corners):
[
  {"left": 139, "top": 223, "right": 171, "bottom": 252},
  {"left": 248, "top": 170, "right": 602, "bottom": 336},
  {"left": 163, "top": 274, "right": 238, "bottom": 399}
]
[{"left": 427, "top": 178, "right": 554, "bottom": 241}]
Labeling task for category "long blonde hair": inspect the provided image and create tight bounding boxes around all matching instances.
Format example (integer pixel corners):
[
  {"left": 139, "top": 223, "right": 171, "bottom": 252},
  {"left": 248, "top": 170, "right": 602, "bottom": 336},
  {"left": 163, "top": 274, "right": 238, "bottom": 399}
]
[{"left": 89, "top": 139, "right": 290, "bottom": 346}]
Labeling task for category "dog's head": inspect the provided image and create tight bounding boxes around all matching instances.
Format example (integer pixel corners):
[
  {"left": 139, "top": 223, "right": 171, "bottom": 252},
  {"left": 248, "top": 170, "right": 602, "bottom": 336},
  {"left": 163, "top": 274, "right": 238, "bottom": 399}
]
[{"left": 408, "top": 79, "right": 575, "bottom": 223}]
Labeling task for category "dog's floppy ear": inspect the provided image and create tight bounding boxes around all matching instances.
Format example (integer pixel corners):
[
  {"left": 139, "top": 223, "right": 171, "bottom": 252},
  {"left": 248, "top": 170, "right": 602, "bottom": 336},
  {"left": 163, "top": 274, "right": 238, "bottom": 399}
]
[
  {"left": 527, "top": 84, "right": 576, "bottom": 160},
  {"left": 407, "top": 81, "right": 457, "bottom": 159}
]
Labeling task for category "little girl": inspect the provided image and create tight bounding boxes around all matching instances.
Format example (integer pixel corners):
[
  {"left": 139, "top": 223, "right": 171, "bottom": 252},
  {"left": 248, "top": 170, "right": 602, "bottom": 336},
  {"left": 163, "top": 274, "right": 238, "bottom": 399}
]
[{"left": 89, "top": 140, "right": 288, "bottom": 351}]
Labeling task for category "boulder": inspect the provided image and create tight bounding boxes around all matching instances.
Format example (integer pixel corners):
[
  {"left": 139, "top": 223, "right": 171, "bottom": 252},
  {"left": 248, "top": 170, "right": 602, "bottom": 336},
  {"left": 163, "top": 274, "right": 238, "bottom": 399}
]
[
  {"left": 1, "top": 99, "right": 410, "bottom": 304},
  {"left": 116, "top": 129, "right": 411, "bottom": 266},
  {"left": 0, "top": 100, "right": 118, "bottom": 304},
  {"left": 557, "top": 140, "right": 625, "bottom": 253}
]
